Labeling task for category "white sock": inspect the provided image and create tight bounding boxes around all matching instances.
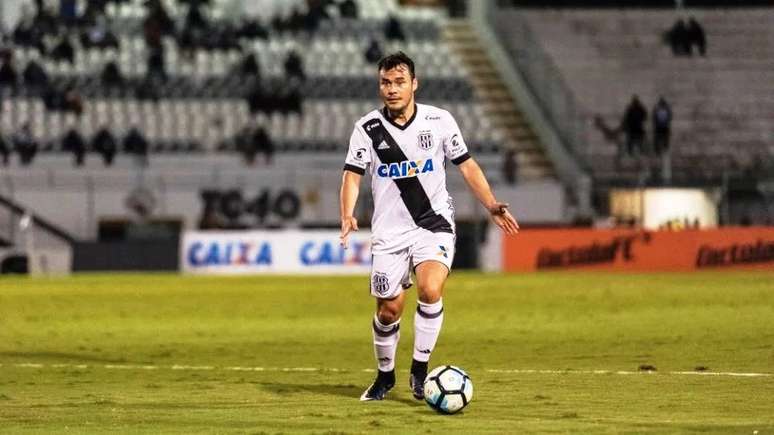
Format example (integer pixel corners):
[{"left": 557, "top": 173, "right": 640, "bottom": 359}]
[
  {"left": 413, "top": 299, "right": 444, "bottom": 362},
  {"left": 372, "top": 315, "right": 400, "bottom": 372}
]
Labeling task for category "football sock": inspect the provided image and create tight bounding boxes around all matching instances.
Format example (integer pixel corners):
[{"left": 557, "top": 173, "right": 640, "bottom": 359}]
[
  {"left": 411, "top": 359, "right": 428, "bottom": 376},
  {"left": 376, "top": 368, "right": 395, "bottom": 385},
  {"left": 413, "top": 299, "right": 444, "bottom": 363},
  {"left": 372, "top": 315, "right": 400, "bottom": 372}
]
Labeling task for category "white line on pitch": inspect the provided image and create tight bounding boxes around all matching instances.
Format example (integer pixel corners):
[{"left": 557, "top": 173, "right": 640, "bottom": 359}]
[
  {"left": 4, "top": 363, "right": 771, "bottom": 378},
  {"left": 486, "top": 369, "right": 772, "bottom": 378}
]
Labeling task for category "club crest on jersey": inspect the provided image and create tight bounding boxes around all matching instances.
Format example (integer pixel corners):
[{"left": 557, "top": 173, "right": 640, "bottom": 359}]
[
  {"left": 377, "top": 159, "right": 434, "bottom": 179},
  {"left": 418, "top": 131, "right": 434, "bottom": 150}
]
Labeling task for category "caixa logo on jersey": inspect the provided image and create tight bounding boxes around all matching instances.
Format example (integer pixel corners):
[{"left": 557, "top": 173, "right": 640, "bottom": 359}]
[
  {"left": 377, "top": 159, "right": 434, "bottom": 179},
  {"left": 187, "top": 240, "right": 272, "bottom": 267}
]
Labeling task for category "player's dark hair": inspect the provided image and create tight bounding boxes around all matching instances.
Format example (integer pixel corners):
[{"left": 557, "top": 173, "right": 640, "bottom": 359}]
[{"left": 377, "top": 51, "right": 415, "bottom": 78}]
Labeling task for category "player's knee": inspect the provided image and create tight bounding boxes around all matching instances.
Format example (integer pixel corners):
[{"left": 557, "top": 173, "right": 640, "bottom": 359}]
[
  {"left": 376, "top": 307, "right": 401, "bottom": 324},
  {"left": 418, "top": 285, "right": 442, "bottom": 304}
]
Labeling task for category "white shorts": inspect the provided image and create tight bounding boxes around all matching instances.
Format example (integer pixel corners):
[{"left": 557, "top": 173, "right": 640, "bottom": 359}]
[{"left": 370, "top": 231, "right": 455, "bottom": 299}]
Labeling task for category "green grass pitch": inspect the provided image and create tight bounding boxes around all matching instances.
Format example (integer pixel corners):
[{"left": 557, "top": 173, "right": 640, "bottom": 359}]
[{"left": 1, "top": 271, "right": 773, "bottom": 434}]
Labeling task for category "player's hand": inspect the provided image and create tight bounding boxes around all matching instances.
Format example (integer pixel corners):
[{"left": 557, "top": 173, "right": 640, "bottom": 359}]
[
  {"left": 340, "top": 215, "right": 359, "bottom": 249},
  {"left": 488, "top": 202, "right": 519, "bottom": 236}
]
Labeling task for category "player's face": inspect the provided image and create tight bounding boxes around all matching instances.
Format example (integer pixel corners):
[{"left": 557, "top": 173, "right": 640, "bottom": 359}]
[{"left": 379, "top": 65, "right": 417, "bottom": 114}]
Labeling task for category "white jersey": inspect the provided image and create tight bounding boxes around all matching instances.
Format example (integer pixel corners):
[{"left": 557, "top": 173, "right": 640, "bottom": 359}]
[{"left": 343, "top": 103, "right": 471, "bottom": 254}]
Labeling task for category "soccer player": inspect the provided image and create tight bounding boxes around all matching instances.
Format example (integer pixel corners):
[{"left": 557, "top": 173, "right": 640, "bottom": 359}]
[{"left": 339, "top": 52, "right": 519, "bottom": 401}]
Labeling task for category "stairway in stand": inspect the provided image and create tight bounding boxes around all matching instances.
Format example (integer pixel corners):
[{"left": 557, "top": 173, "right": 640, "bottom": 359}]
[{"left": 442, "top": 19, "right": 556, "bottom": 181}]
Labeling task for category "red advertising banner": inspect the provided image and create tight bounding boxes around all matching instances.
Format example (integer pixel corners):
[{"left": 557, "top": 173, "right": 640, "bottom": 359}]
[{"left": 503, "top": 228, "right": 774, "bottom": 272}]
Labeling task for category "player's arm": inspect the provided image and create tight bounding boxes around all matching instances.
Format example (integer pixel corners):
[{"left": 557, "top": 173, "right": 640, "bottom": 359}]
[
  {"left": 339, "top": 169, "right": 362, "bottom": 248},
  {"left": 341, "top": 123, "right": 371, "bottom": 248},
  {"left": 457, "top": 158, "right": 519, "bottom": 235}
]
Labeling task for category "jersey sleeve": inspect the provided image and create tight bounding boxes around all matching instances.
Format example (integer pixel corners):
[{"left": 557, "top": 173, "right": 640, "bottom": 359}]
[
  {"left": 343, "top": 124, "right": 371, "bottom": 175},
  {"left": 441, "top": 111, "right": 471, "bottom": 165}
]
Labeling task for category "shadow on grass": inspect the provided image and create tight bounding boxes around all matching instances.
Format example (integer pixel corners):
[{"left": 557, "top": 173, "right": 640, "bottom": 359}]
[{"left": 256, "top": 382, "right": 419, "bottom": 406}]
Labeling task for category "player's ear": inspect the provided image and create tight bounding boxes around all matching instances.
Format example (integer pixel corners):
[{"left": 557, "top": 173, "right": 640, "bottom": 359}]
[{"left": 412, "top": 77, "right": 418, "bottom": 93}]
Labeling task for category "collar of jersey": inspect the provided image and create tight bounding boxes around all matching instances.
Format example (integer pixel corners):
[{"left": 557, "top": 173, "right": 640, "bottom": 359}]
[{"left": 381, "top": 104, "right": 418, "bottom": 131}]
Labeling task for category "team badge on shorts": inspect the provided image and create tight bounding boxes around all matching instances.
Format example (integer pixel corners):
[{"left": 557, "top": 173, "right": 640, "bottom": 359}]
[
  {"left": 437, "top": 245, "right": 448, "bottom": 258},
  {"left": 418, "top": 131, "right": 434, "bottom": 150},
  {"left": 372, "top": 272, "right": 390, "bottom": 296}
]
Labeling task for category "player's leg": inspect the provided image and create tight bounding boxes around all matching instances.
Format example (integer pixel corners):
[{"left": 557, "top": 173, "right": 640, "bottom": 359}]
[
  {"left": 408, "top": 233, "right": 455, "bottom": 399},
  {"left": 361, "top": 249, "right": 410, "bottom": 401},
  {"left": 372, "top": 292, "right": 405, "bottom": 374}
]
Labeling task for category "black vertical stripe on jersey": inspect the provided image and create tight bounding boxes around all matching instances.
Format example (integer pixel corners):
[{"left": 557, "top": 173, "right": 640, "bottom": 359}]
[{"left": 361, "top": 118, "right": 453, "bottom": 234}]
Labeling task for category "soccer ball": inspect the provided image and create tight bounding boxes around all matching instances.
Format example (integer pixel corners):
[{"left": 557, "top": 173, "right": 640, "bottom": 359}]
[{"left": 423, "top": 365, "right": 473, "bottom": 414}]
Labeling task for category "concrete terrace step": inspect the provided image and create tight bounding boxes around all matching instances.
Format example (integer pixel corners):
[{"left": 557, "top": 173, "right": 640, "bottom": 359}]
[{"left": 443, "top": 19, "right": 555, "bottom": 179}]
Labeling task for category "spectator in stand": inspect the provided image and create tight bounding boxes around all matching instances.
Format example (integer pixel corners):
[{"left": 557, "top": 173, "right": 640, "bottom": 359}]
[
  {"left": 50, "top": 35, "right": 75, "bottom": 64},
  {"left": 0, "top": 53, "right": 18, "bottom": 87},
  {"left": 59, "top": 0, "right": 78, "bottom": 27},
  {"left": 385, "top": 15, "right": 405, "bottom": 41},
  {"left": 82, "top": 0, "right": 109, "bottom": 22},
  {"left": 364, "top": 38, "right": 383, "bottom": 64},
  {"left": 652, "top": 97, "right": 672, "bottom": 156},
  {"left": 246, "top": 81, "right": 267, "bottom": 114},
  {"left": 12, "top": 4, "right": 38, "bottom": 47},
  {"left": 686, "top": 17, "right": 706, "bottom": 56},
  {"left": 22, "top": 58, "right": 49, "bottom": 88},
  {"left": 62, "top": 128, "right": 86, "bottom": 166},
  {"left": 621, "top": 95, "right": 647, "bottom": 157},
  {"left": 123, "top": 126, "right": 149, "bottom": 166},
  {"left": 284, "top": 49, "right": 305, "bottom": 81},
  {"left": 92, "top": 126, "right": 118, "bottom": 166},
  {"left": 237, "top": 52, "right": 260, "bottom": 78},
  {"left": 0, "top": 132, "right": 10, "bottom": 166},
  {"left": 503, "top": 149, "right": 518, "bottom": 185},
  {"left": 147, "top": 45, "right": 167, "bottom": 81},
  {"left": 81, "top": 15, "right": 120, "bottom": 50},
  {"left": 143, "top": 0, "right": 173, "bottom": 50},
  {"left": 13, "top": 122, "right": 38, "bottom": 166},
  {"left": 43, "top": 85, "right": 65, "bottom": 110},
  {"left": 276, "top": 7, "right": 306, "bottom": 34},
  {"left": 184, "top": 1, "right": 209, "bottom": 32},
  {"left": 101, "top": 60, "right": 124, "bottom": 86},
  {"left": 237, "top": 18, "right": 269, "bottom": 40},
  {"left": 253, "top": 123, "right": 274, "bottom": 165},
  {"left": 304, "top": 0, "right": 330, "bottom": 33},
  {"left": 32, "top": 0, "right": 60, "bottom": 37},
  {"left": 339, "top": 0, "right": 358, "bottom": 19},
  {"left": 666, "top": 18, "right": 689, "bottom": 56},
  {"left": 235, "top": 125, "right": 257, "bottom": 165},
  {"left": 63, "top": 86, "right": 84, "bottom": 115}
]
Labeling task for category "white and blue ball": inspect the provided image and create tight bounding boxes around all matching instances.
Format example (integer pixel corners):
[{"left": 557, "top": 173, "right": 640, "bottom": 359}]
[{"left": 423, "top": 365, "right": 473, "bottom": 414}]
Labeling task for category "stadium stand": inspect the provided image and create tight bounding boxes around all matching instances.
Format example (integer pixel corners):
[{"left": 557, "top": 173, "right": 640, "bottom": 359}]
[
  {"left": 492, "top": 5, "right": 774, "bottom": 186},
  {"left": 1, "top": 0, "right": 556, "bottom": 176}
]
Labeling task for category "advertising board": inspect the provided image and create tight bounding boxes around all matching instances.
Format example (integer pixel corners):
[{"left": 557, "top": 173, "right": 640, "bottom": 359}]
[{"left": 181, "top": 230, "right": 371, "bottom": 274}]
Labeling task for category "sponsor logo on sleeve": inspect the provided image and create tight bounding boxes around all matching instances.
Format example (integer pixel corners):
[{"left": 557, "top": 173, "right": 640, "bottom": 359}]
[{"left": 450, "top": 134, "right": 462, "bottom": 150}]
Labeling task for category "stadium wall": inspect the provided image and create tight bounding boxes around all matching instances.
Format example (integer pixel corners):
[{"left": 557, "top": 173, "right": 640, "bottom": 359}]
[
  {"left": 72, "top": 240, "right": 179, "bottom": 271},
  {"left": 1, "top": 156, "right": 567, "bottom": 241}
]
